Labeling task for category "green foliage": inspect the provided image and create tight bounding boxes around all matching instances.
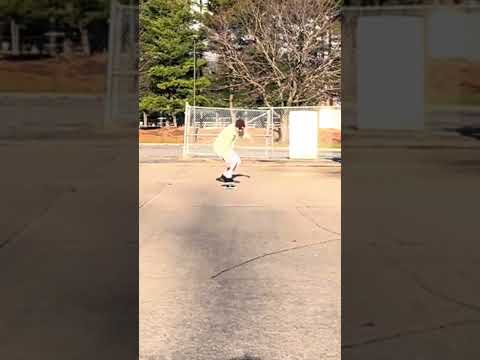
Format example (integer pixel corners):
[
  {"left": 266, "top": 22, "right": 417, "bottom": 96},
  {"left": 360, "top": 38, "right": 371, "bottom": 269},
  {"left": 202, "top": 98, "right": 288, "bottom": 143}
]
[
  {"left": 0, "top": 0, "right": 47, "bottom": 21},
  {"left": 140, "top": 0, "right": 213, "bottom": 117},
  {"left": 54, "top": 0, "right": 109, "bottom": 27},
  {"left": 0, "top": 0, "right": 111, "bottom": 56},
  {"left": 0, "top": 0, "right": 109, "bottom": 23},
  {"left": 206, "top": 0, "right": 235, "bottom": 11}
]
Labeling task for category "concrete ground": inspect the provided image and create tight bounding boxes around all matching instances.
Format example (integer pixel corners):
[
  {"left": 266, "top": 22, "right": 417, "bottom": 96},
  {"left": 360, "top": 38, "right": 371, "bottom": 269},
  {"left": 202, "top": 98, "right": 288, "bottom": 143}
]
[
  {"left": 139, "top": 143, "right": 342, "bottom": 163},
  {"left": 342, "top": 145, "right": 480, "bottom": 359},
  {"left": 140, "top": 161, "right": 341, "bottom": 360},
  {"left": 0, "top": 140, "right": 138, "bottom": 359}
]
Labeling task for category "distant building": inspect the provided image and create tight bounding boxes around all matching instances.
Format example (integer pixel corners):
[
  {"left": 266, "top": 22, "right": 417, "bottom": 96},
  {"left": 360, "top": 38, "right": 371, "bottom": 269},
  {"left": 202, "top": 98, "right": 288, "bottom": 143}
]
[{"left": 191, "top": 0, "right": 210, "bottom": 15}]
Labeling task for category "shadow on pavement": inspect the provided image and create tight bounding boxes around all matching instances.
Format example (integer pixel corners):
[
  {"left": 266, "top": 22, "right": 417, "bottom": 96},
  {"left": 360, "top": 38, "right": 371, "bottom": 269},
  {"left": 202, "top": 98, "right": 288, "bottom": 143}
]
[
  {"left": 228, "top": 355, "right": 262, "bottom": 360},
  {"left": 232, "top": 174, "right": 251, "bottom": 179}
]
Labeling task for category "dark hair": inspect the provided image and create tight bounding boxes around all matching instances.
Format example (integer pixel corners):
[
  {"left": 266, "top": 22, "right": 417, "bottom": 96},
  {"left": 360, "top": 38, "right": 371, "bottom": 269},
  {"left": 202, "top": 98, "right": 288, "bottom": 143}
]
[{"left": 235, "top": 119, "right": 245, "bottom": 129}]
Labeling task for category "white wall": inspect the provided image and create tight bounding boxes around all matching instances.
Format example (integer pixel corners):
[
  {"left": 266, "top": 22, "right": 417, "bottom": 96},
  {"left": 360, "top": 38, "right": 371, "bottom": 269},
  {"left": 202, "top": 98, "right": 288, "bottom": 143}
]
[
  {"left": 318, "top": 107, "right": 341, "bottom": 129},
  {"left": 428, "top": 10, "right": 480, "bottom": 60},
  {"left": 289, "top": 111, "right": 318, "bottom": 159},
  {"left": 357, "top": 16, "right": 424, "bottom": 130}
]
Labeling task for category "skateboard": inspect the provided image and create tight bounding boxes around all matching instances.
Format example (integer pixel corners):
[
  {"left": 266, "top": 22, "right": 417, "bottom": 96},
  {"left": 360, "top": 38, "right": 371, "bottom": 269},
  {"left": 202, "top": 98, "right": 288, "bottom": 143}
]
[
  {"left": 221, "top": 183, "right": 236, "bottom": 190},
  {"left": 216, "top": 176, "right": 238, "bottom": 189}
]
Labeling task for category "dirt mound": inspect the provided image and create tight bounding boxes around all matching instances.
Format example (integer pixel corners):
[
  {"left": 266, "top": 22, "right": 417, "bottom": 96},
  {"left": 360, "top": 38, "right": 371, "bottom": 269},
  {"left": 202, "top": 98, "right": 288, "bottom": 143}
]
[{"left": 139, "top": 127, "right": 184, "bottom": 143}]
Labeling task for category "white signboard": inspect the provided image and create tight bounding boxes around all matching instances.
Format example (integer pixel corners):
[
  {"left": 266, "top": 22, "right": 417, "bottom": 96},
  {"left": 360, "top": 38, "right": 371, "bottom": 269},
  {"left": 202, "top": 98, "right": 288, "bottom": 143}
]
[
  {"left": 289, "top": 111, "right": 318, "bottom": 159},
  {"left": 357, "top": 16, "right": 424, "bottom": 129}
]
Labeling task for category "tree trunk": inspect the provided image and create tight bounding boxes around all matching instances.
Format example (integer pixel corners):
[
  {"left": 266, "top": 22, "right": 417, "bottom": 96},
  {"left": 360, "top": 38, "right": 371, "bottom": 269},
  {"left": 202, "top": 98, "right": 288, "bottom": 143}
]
[
  {"left": 10, "top": 19, "right": 19, "bottom": 55},
  {"left": 173, "top": 115, "right": 177, "bottom": 127},
  {"left": 328, "top": 30, "right": 332, "bottom": 52},
  {"left": 80, "top": 26, "right": 91, "bottom": 56},
  {"left": 229, "top": 93, "right": 237, "bottom": 124},
  {"left": 281, "top": 112, "right": 289, "bottom": 145},
  {"left": 63, "top": 38, "right": 73, "bottom": 58}
]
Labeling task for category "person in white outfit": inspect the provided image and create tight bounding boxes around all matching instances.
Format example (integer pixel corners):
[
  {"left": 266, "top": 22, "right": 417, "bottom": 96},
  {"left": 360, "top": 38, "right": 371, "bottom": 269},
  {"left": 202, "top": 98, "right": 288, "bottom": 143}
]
[{"left": 213, "top": 119, "right": 251, "bottom": 182}]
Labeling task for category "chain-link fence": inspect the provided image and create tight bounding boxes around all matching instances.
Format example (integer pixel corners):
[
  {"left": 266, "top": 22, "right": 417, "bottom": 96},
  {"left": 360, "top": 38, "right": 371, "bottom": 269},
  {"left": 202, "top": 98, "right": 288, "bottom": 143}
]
[
  {"left": 183, "top": 105, "right": 274, "bottom": 159},
  {"left": 105, "top": 0, "right": 138, "bottom": 126},
  {"left": 183, "top": 105, "right": 341, "bottom": 160},
  {"left": 259, "top": 106, "right": 341, "bottom": 146}
]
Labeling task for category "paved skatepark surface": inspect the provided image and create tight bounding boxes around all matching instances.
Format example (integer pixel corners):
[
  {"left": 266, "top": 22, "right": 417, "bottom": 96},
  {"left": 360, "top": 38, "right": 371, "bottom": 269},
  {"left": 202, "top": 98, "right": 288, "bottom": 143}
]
[
  {"left": 140, "top": 161, "right": 341, "bottom": 360},
  {"left": 342, "top": 146, "right": 480, "bottom": 359},
  {"left": 0, "top": 140, "right": 138, "bottom": 359}
]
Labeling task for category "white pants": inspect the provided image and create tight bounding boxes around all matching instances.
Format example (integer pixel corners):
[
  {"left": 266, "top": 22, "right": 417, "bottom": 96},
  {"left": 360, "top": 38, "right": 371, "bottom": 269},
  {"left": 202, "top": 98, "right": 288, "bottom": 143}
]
[{"left": 223, "top": 151, "right": 241, "bottom": 178}]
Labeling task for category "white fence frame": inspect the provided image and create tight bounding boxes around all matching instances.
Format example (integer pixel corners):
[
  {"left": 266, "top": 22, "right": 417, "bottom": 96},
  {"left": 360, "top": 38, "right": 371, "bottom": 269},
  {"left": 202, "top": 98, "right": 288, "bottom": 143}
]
[
  {"left": 183, "top": 104, "right": 341, "bottom": 159},
  {"left": 105, "top": 0, "right": 138, "bottom": 126}
]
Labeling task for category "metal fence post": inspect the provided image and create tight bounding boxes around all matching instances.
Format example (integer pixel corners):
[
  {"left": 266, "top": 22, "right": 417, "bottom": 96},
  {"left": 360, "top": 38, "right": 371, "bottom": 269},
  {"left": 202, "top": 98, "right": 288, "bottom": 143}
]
[
  {"left": 183, "top": 103, "right": 190, "bottom": 159},
  {"left": 104, "top": 0, "right": 117, "bottom": 127},
  {"left": 267, "top": 108, "right": 273, "bottom": 159}
]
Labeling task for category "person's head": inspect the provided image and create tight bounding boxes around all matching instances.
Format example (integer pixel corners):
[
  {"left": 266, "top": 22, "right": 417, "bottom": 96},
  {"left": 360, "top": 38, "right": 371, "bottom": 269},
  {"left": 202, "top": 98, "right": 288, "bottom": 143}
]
[{"left": 235, "top": 119, "right": 246, "bottom": 136}]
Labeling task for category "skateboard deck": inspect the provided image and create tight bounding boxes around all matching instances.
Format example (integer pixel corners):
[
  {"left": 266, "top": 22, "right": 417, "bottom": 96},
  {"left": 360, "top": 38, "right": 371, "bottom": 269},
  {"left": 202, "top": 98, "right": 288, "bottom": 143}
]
[{"left": 216, "top": 177, "right": 238, "bottom": 184}]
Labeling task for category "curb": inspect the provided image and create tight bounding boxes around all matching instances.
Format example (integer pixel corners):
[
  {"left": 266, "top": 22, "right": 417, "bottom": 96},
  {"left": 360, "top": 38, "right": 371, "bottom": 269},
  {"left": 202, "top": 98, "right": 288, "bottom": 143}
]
[
  {"left": 139, "top": 143, "right": 183, "bottom": 147},
  {"left": 427, "top": 105, "right": 480, "bottom": 114},
  {"left": 139, "top": 143, "right": 342, "bottom": 152},
  {"left": 140, "top": 158, "right": 341, "bottom": 167}
]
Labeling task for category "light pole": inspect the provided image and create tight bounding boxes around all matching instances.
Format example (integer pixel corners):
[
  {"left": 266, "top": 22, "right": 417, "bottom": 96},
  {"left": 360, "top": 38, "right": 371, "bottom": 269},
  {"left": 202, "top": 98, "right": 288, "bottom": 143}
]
[
  {"left": 193, "top": 37, "right": 197, "bottom": 108},
  {"left": 192, "top": 36, "right": 198, "bottom": 144},
  {"left": 130, "top": 0, "right": 135, "bottom": 53}
]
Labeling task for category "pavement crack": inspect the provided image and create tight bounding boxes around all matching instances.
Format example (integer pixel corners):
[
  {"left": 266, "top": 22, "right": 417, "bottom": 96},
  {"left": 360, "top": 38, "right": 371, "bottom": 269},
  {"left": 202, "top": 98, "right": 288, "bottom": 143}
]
[
  {"left": 0, "top": 189, "right": 69, "bottom": 250},
  {"left": 139, "top": 184, "right": 169, "bottom": 209},
  {"left": 374, "top": 230, "right": 480, "bottom": 314},
  {"left": 296, "top": 206, "right": 340, "bottom": 236},
  {"left": 210, "top": 238, "right": 340, "bottom": 279},
  {"left": 1, "top": 151, "right": 126, "bottom": 250},
  {"left": 411, "top": 273, "right": 480, "bottom": 313},
  {"left": 192, "top": 205, "right": 265, "bottom": 208},
  {"left": 139, "top": 168, "right": 186, "bottom": 209},
  {"left": 342, "top": 318, "right": 480, "bottom": 349}
]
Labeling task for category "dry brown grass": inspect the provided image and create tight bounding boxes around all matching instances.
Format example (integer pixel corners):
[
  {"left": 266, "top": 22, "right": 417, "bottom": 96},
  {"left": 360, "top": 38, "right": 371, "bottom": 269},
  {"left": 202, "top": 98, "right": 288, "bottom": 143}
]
[
  {"left": 139, "top": 128, "right": 184, "bottom": 143},
  {"left": 427, "top": 59, "right": 480, "bottom": 106},
  {"left": 139, "top": 127, "right": 341, "bottom": 148},
  {"left": 0, "top": 54, "right": 106, "bottom": 93}
]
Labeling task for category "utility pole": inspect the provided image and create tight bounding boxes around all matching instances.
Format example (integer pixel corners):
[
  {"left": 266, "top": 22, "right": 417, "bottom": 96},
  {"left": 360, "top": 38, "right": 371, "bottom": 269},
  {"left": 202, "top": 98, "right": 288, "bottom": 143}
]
[{"left": 193, "top": 37, "right": 197, "bottom": 108}]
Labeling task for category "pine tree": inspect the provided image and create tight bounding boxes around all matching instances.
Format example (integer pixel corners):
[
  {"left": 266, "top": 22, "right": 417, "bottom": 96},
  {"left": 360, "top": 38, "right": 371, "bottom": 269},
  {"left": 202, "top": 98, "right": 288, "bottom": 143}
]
[{"left": 140, "top": 0, "right": 211, "bottom": 122}]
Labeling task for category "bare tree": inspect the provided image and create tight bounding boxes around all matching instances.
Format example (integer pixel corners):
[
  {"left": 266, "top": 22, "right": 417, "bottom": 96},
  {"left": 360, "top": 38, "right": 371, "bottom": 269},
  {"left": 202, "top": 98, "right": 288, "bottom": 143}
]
[{"left": 207, "top": 0, "right": 341, "bottom": 107}]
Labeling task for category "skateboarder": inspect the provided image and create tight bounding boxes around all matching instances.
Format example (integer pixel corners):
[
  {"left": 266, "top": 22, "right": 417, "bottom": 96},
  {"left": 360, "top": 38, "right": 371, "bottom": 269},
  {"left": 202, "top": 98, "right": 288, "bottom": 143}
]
[{"left": 214, "top": 118, "right": 251, "bottom": 183}]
